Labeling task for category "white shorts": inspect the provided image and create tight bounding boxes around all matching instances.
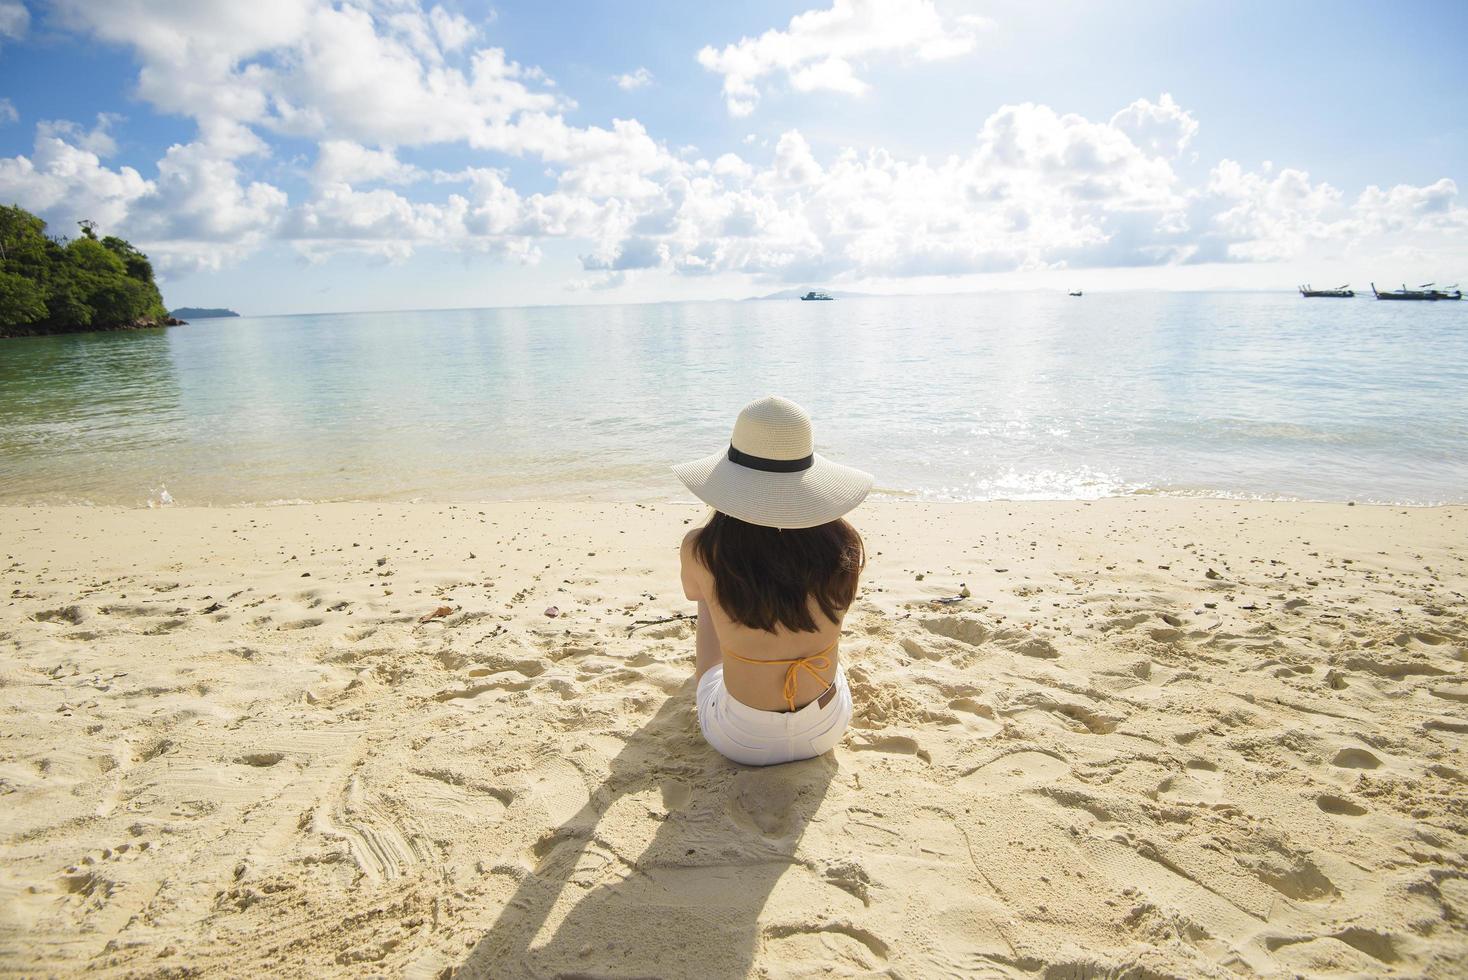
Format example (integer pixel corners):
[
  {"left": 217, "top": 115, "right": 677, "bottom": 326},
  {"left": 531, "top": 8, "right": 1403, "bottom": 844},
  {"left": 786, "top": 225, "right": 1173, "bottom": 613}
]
[{"left": 695, "top": 663, "right": 852, "bottom": 767}]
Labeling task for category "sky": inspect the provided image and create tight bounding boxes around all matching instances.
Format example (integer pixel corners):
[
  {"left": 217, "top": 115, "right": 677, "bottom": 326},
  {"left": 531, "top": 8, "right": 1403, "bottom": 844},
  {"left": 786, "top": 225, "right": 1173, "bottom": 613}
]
[{"left": 0, "top": 0, "right": 1465, "bottom": 315}]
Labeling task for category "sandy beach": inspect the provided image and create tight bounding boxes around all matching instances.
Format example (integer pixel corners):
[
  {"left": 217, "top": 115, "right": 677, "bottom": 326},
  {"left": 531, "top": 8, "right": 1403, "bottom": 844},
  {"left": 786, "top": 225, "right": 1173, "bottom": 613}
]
[{"left": 1, "top": 498, "right": 1465, "bottom": 977}]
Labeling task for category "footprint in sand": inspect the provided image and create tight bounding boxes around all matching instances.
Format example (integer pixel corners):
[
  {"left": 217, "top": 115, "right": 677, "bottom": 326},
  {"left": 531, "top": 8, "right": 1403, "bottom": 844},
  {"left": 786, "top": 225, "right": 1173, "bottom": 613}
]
[
  {"left": 763, "top": 921, "right": 888, "bottom": 969},
  {"left": 1330, "top": 747, "right": 1382, "bottom": 770},
  {"left": 524, "top": 757, "right": 590, "bottom": 826},
  {"left": 434, "top": 665, "right": 560, "bottom": 702},
  {"left": 99, "top": 603, "right": 156, "bottom": 618},
  {"left": 899, "top": 637, "right": 947, "bottom": 661},
  {"left": 849, "top": 733, "right": 932, "bottom": 764},
  {"left": 58, "top": 841, "right": 158, "bottom": 903},
  {"left": 990, "top": 630, "right": 1060, "bottom": 658},
  {"left": 1158, "top": 759, "right": 1225, "bottom": 804},
  {"left": 1015, "top": 636, "right": 1059, "bottom": 658},
  {"left": 726, "top": 769, "right": 801, "bottom": 839},
  {"left": 1394, "top": 630, "right": 1450, "bottom": 647},
  {"left": 660, "top": 778, "right": 692, "bottom": 812},
  {"left": 1232, "top": 833, "right": 1339, "bottom": 901},
  {"left": 1316, "top": 793, "right": 1368, "bottom": 816},
  {"left": 814, "top": 856, "right": 875, "bottom": 906},
  {"left": 918, "top": 616, "right": 989, "bottom": 646},
  {"left": 132, "top": 737, "right": 174, "bottom": 764},
  {"left": 65, "top": 840, "right": 156, "bottom": 871},
  {"left": 524, "top": 827, "right": 624, "bottom": 887},
  {"left": 957, "top": 749, "right": 1070, "bottom": 793},
  {"left": 1011, "top": 696, "right": 1122, "bottom": 735},
  {"left": 947, "top": 697, "right": 1002, "bottom": 737},
  {"left": 315, "top": 773, "right": 434, "bottom": 882},
  {"left": 142, "top": 618, "right": 189, "bottom": 635},
  {"left": 32, "top": 605, "right": 88, "bottom": 625},
  {"left": 1342, "top": 655, "right": 1450, "bottom": 679},
  {"left": 1099, "top": 612, "right": 1151, "bottom": 633},
  {"left": 404, "top": 769, "right": 513, "bottom": 827}
]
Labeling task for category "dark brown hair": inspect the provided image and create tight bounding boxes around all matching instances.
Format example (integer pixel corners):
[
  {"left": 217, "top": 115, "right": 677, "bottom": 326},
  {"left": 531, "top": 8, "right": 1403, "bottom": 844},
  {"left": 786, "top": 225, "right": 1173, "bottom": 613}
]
[{"left": 692, "top": 511, "right": 864, "bottom": 633}]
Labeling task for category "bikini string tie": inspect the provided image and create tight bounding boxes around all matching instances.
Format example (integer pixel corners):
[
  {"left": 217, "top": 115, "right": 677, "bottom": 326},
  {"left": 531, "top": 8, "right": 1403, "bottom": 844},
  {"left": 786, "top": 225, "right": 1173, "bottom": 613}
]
[{"left": 722, "top": 641, "right": 837, "bottom": 712}]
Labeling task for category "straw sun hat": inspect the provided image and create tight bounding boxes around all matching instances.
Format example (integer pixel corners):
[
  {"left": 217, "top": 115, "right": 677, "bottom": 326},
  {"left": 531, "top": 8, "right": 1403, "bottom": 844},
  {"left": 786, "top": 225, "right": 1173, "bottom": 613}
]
[{"left": 672, "top": 396, "right": 874, "bottom": 529}]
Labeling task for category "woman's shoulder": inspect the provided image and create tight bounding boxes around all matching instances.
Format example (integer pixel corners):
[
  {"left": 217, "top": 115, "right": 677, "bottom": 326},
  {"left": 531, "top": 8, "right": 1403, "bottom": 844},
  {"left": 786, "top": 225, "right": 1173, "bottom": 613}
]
[{"left": 680, "top": 526, "right": 708, "bottom": 575}]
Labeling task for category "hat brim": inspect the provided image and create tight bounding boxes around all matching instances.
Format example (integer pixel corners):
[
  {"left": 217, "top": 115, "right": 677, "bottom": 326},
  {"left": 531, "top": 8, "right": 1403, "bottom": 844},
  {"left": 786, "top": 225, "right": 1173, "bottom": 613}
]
[{"left": 671, "top": 451, "right": 873, "bottom": 529}]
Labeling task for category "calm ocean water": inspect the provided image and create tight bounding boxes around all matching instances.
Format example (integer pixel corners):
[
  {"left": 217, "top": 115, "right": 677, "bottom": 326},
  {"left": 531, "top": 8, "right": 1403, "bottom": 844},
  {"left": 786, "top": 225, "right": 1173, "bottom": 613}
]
[{"left": 1, "top": 292, "right": 1465, "bottom": 507}]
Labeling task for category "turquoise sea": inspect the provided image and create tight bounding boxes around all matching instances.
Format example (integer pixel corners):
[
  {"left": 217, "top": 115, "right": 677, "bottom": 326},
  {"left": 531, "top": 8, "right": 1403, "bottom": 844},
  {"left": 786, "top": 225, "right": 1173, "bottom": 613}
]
[{"left": 1, "top": 292, "right": 1465, "bottom": 506}]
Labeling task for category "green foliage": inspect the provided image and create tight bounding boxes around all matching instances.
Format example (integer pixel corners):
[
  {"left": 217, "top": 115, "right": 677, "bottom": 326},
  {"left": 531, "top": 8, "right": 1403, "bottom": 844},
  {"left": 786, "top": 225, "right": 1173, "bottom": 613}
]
[
  {"left": 0, "top": 271, "right": 48, "bottom": 327},
  {"left": 67, "top": 237, "right": 128, "bottom": 276},
  {"left": 102, "top": 235, "right": 156, "bottom": 282},
  {"left": 0, "top": 204, "right": 170, "bottom": 338}
]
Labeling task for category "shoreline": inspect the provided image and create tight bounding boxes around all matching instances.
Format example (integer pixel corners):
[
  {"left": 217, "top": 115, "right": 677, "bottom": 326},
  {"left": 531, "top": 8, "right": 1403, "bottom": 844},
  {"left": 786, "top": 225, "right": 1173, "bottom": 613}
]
[
  {"left": 4, "top": 487, "right": 1467, "bottom": 511},
  {"left": 3, "top": 498, "right": 1465, "bottom": 975}
]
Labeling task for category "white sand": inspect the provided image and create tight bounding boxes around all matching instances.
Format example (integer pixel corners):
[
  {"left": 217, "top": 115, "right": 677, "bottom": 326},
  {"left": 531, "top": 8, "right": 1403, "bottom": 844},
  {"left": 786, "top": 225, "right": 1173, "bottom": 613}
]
[{"left": 1, "top": 499, "right": 1466, "bottom": 976}]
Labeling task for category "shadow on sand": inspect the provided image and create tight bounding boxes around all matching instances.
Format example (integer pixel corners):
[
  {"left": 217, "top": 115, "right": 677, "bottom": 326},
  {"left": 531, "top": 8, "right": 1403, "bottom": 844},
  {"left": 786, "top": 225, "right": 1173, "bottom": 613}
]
[{"left": 455, "top": 679, "right": 840, "bottom": 977}]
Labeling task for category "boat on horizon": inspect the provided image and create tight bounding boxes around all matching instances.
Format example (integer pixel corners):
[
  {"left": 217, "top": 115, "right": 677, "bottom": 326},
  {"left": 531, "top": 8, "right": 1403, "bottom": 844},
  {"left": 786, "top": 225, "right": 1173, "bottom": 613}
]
[
  {"left": 800, "top": 290, "right": 834, "bottom": 301},
  {"left": 1299, "top": 284, "right": 1354, "bottom": 298},
  {"left": 1371, "top": 282, "right": 1462, "bottom": 301},
  {"left": 1068, "top": 290, "right": 1083, "bottom": 297}
]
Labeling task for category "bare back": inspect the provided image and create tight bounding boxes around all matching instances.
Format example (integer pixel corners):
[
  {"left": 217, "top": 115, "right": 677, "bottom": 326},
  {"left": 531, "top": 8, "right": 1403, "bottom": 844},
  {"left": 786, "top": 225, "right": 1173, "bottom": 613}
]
[{"left": 681, "top": 528, "right": 846, "bottom": 712}]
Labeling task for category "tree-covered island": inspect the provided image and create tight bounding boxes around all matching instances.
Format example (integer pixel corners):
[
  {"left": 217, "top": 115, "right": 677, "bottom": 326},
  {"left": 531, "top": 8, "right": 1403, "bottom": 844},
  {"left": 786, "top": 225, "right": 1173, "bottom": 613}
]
[
  {"left": 170, "top": 307, "right": 239, "bottom": 319},
  {"left": 0, "top": 205, "right": 181, "bottom": 339}
]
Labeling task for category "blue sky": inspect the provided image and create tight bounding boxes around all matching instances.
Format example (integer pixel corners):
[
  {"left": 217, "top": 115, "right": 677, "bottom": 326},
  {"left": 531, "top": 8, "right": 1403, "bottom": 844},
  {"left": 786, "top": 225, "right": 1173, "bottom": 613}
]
[{"left": 1, "top": 0, "right": 1465, "bottom": 314}]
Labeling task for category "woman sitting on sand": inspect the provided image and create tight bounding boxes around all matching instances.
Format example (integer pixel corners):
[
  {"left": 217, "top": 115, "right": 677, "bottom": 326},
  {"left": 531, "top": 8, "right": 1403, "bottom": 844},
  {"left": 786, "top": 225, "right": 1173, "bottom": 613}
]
[{"left": 673, "top": 396, "right": 873, "bottom": 766}]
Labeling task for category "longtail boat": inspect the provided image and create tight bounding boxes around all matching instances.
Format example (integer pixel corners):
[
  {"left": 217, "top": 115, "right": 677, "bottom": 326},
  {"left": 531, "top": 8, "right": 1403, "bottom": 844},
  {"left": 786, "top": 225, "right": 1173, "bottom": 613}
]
[
  {"left": 1372, "top": 282, "right": 1462, "bottom": 301},
  {"left": 1299, "top": 284, "right": 1354, "bottom": 297}
]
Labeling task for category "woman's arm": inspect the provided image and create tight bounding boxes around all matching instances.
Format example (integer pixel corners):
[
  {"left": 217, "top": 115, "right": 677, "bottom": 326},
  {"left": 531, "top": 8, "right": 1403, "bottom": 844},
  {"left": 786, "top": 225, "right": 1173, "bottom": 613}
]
[{"left": 680, "top": 527, "right": 704, "bottom": 602}]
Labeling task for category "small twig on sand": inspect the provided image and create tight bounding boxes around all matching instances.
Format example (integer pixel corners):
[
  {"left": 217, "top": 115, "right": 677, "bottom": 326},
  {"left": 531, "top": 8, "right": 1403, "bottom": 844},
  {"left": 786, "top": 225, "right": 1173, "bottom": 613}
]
[{"left": 627, "top": 613, "right": 695, "bottom": 636}]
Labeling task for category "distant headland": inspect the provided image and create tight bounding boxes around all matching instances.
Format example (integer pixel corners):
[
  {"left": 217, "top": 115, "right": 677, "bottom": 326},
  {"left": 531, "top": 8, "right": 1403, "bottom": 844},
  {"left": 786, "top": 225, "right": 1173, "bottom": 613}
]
[
  {"left": 170, "top": 307, "right": 240, "bottom": 319},
  {"left": 0, "top": 205, "right": 178, "bottom": 339}
]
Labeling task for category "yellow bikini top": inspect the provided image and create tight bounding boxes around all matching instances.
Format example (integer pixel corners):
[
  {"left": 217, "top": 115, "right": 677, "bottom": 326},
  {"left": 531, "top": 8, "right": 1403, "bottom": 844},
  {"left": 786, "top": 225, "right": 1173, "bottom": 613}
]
[{"left": 722, "top": 636, "right": 839, "bottom": 712}]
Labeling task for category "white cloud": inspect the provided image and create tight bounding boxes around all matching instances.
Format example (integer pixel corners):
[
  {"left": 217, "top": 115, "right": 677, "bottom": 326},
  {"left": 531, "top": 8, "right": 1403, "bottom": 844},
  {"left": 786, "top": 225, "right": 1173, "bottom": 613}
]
[
  {"left": 542, "top": 95, "right": 1464, "bottom": 286},
  {"left": 1110, "top": 93, "right": 1198, "bottom": 159},
  {"left": 429, "top": 4, "right": 476, "bottom": 52},
  {"left": 51, "top": 0, "right": 560, "bottom": 157},
  {"left": 1195, "top": 162, "right": 1467, "bottom": 266},
  {"left": 313, "top": 140, "right": 421, "bottom": 186},
  {"left": 36, "top": 114, "right": 123, "bottom": 157},
  {"left": 137, "top": 141, "right": 288, "bottom": 244},
  {"left": 770, "top": 130, "right": 823, "bottom": 186},
  {"left": 9, "top": 84, "right": 1459, "bottom": 286},
  {"left": 1353, "top": 178, "right": 1460, "bottom": 233},
  {"left": 0, "top": 134, "right": 153, "bottom": 231},
  {"left": 0, "top": 98, "right": 17, "bottom": 124},
  {"left": 615, "top": 66, "right": 653, "bottom": 90},
  {"left": 0, "top": 3, "right": 1459, "bottom": 291},
  {"left": 0, "top": 0, "right": 29, "bottom": 40},
  {"left": 697, "top": 0, "right": 978, "bottom": 116},
  {"left": 1203, "top": 160, "right": 1345, "bottom": 262},
  {"left": 712, "top": 152, "right": 753, "bottom": 179}
]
